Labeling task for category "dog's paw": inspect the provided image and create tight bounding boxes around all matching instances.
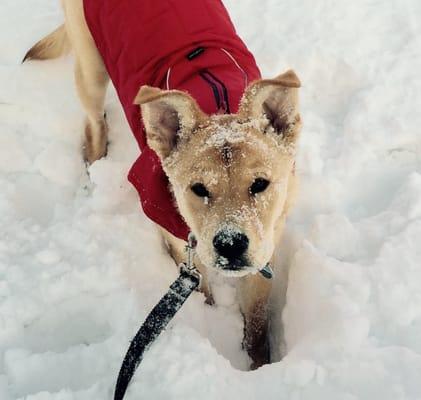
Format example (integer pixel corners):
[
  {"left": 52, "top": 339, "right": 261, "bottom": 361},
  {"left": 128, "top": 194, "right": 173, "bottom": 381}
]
[
  {"left": 204, "top": 293, "right": 215, "bottom": 306},
  {"left": 83, "top": 118, "right": 109, "bottom": 165}
]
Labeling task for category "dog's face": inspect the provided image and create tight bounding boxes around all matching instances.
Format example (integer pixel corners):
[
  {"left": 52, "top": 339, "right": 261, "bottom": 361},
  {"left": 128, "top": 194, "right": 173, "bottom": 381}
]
[{"left": 135, "top": 71, "right": 301, "bottom": 276}]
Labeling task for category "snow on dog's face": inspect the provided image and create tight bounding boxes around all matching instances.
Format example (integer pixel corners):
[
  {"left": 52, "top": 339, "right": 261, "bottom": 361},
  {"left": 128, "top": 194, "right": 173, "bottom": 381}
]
[{"left": 135, "top": 71, "right": 301, "bottom": 276}]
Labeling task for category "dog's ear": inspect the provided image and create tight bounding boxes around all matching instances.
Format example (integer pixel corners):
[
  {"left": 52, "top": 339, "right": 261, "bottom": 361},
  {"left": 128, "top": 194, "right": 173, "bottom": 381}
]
[
  {"left": 239, "top": 70, "right": 301, "bottom": 144},
  {"left": 134, "top": 86, "right": 205, "bottom": 159}
]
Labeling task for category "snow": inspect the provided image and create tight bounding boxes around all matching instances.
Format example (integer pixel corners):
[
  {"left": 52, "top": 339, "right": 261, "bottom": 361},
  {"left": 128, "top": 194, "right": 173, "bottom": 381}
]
[{"left": 1, "top": 0, "right": 421, "bottom": 399}]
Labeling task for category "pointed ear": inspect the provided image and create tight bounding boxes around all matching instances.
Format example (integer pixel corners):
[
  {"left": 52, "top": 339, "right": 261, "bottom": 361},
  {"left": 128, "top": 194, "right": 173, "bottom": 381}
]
[
  {"left": 239, "top": 70, "right": 302, "bottom": 143},
  {"left": 134, "top": 86, "right": 206, "bottom": 159}
]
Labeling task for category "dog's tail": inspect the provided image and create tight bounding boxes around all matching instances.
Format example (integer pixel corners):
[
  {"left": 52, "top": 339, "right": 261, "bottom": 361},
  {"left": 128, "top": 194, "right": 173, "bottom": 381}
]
[{"left": 23, "top": 24, "right": 70, "bottom": 63}]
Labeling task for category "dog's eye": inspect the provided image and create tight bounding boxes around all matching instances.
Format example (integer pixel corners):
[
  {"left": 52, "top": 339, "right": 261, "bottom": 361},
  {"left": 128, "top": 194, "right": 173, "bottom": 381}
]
[
  {"left": 191, "top": 183, "right": 210, "bottom": 198},
  {"left": 249, "top": 178, "right": 270, "bottom": 195}
]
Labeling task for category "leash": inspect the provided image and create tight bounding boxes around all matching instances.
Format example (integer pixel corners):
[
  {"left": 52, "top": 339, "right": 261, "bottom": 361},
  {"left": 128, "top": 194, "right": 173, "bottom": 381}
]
[
  {"left": 114, "top": 234, "right": 201, "bottom": 400},
  {"left": 113, "top": 234, "right": 274, "bottom": 400}
]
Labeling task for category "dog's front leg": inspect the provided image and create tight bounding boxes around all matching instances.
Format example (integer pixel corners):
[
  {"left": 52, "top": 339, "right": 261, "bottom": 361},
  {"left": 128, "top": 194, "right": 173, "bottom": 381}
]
[{"left": 237, "top": 273, "right": 272, "bottom": 369}]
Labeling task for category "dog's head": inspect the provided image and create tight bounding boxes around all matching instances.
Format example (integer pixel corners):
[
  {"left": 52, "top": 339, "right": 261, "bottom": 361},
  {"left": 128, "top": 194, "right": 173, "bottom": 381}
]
[{"left": 135, "top": 70, "right": 301, "bottom": 276}]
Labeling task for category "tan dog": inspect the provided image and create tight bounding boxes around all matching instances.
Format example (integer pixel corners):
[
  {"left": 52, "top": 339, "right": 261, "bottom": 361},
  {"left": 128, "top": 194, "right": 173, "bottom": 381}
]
[{"left": 25, "top": 0, "right": 301, "bottom": 369}]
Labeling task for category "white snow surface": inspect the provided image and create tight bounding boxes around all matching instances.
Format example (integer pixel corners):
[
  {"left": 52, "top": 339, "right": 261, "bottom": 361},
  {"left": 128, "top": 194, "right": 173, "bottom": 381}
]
[{"left": 2, "top": 0, "right": 421, "bottom": 399}]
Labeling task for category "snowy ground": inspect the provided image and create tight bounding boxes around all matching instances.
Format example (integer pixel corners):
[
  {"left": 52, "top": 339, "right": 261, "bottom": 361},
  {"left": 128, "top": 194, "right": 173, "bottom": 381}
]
[{"left": 1, "top": 0, "right": 421, "bottom": 399}]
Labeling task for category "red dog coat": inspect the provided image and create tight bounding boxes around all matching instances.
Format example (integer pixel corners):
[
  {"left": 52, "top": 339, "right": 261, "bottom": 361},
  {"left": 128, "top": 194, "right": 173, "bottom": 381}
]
[{"left": 83, "top": 0, "right": 261, "bottom": 240}]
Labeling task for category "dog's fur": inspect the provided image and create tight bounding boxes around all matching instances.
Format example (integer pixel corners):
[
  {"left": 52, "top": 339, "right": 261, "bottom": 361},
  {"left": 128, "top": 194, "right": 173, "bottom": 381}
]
[{"left": 25, "top": 0, "right": 302, "bottom": 369}]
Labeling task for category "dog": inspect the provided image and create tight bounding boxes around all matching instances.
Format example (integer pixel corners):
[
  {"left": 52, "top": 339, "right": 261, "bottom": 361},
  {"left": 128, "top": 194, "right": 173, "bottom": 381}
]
[{"left": 24, "top": 0, "right": 302, "bottom": 369}]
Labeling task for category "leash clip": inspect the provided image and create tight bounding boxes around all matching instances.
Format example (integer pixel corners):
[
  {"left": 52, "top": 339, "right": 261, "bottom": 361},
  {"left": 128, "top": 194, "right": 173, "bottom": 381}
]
[
  {"left": 186, "top": 232, "right": 197, "bottom": 269},
  {"left": 179, "top": 232, "right": 202, "bottom": 286}
]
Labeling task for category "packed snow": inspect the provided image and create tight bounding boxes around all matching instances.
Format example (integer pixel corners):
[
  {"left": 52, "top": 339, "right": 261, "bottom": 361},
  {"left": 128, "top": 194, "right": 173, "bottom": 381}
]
[{"left": 1, "top": 0, "right": 421, "bottom": 399}]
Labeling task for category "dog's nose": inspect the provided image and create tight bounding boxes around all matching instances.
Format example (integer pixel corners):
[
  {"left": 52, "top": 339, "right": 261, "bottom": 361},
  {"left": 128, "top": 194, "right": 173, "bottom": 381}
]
[{"left": 213, "top": 230, "right": 249, "bottom": 260}]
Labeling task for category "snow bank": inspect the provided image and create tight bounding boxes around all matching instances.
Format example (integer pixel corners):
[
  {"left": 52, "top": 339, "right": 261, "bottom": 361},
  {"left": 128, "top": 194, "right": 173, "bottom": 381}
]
[{"left": 1, "top": 0, "right": 421, "bottom": 399}]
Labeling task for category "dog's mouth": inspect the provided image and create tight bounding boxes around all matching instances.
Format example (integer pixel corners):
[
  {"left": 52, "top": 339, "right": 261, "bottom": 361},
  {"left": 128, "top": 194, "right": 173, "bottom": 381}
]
[{"left": 214, "top": 255, "right": 257, "bottom": 276}]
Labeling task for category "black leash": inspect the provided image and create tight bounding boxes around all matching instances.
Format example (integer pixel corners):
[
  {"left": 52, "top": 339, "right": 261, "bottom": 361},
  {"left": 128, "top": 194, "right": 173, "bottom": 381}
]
[
  {"left": 113, "top": 234, "right": 274, "bottom": 400},
  {"left": 114, "top": 235, "right": 201, "bottom": 400}
]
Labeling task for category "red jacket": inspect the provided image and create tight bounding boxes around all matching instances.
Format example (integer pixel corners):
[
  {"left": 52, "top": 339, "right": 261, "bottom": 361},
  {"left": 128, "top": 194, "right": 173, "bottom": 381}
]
[{"left": 83, "top": 0, "right": 261, "bottom": 240}]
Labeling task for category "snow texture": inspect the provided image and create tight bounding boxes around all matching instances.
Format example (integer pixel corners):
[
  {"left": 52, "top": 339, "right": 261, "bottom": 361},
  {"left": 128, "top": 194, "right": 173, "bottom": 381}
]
[{"left": 1, "top": 0, "right": 421, "bottom": 399}]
